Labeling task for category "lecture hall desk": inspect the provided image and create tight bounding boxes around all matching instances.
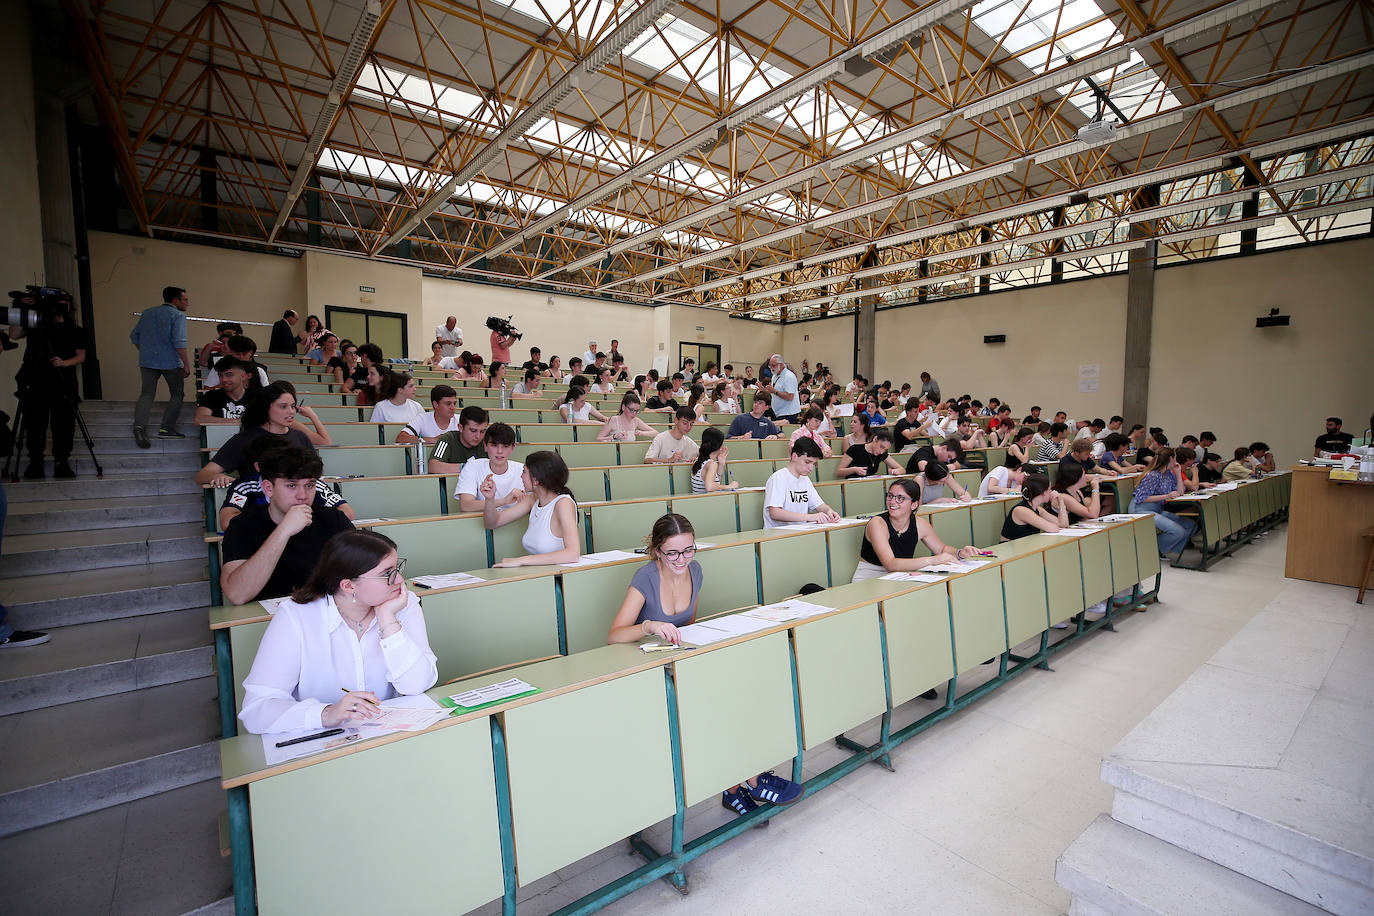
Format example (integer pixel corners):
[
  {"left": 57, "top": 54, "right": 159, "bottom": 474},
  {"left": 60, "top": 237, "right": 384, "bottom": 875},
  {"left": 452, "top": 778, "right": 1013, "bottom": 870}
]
[{"left": 1284, "top": 464, "right": 1374, "bottom": 588}]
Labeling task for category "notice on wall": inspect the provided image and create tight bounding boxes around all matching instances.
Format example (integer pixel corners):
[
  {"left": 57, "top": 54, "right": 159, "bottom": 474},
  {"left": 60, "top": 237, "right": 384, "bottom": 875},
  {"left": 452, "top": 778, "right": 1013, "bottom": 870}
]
[
  {"left": 1079, "top": 379, "right": 1099, "bottom": 393},
  {"left": 1078, "top": 363, "right": 1099, "bottom": 379}
]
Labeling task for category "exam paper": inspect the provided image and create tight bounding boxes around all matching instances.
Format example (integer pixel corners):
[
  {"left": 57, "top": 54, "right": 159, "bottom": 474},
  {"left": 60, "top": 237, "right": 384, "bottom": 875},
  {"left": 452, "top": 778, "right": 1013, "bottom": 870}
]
[
  {"left": 448, "top": 677, "right": 538, "bottom": 710},
  {"left": 412, "top": 572, "right": 486, "bottom": 589},
  {"left": 262, "top": 728, "right": 358, "bottom": 765},
  {"left": 258, "top": 597, "right": 289, "bottom": 614},
  {"left": 355, "top": 695, "right": 449, "bottom": 733},
  {"left": 880, "top": 572, "right": 947, "bottom": 583},
  {"left": 1040, "top": 527, "right": 1095, "bottom": 537},
  {"left": 778, "top": 518, "right": 862, "bottom": 530},
  {"left": 559, "top": 550, "right": 639, "bottom": 567},
  {"left": 743, "top": 598, "right": 832, "bottom": 622}
]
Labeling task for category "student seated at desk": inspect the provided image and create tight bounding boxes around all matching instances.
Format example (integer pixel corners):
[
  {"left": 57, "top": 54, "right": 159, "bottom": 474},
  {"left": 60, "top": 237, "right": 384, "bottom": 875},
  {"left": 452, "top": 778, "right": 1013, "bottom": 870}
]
[
  {"left": 220, "top": 446, "right": 356, "bottom": 605},
  {"left": 727, "top": 394, "right": 782, "bottom": 440},
  {"left": 788, "top": 407, "right": 834, "bottom": 458},
  {"left": 1000, "top": 475, "right": 1068, "bottom": 540},
  {"left": 645, "top": 408, "right": 701, "bottom": 464},
  {"left": 951, "top": 415, "right": 989, "bottom": 450},
  {"left": 763, "top": 438, "right": 841, "bottom": 528},
  {"left": 396, "top": 384, "right": 459, "bottom": 445},
  {"left": 691, "top": 428, "right": 740, "bottom": 493},
  {"left": 1060, "top": 438, "right": 1114, "bottom": 478},
  {"left": 218, "top": 434, "right": 355, "bottom": 530},
  {"left": 988, "top": 417, "right": 1017, "bottom": 448},
  {"left": 485, "top": 451, "right": 582, "bottom": 567},
  {"left": 841, "top": 411, "right": 872, "bottom": 453},
  {"left": 1221, "top": 446, "right": 1255, "bottom": 482},
  {"left": 237, "top": 529, "right": 437, "bottom": 735},
  {"left": 560, "top": 386, "right": 610, "bottom": 425},
  {"left": 1130, "top": 448, "right": 1196, "bottom": 559},
  {"left": 1036, "top": 422, "right": 1071, "bottom": 461},
  {"left": 1197, "top": 451, "right": 1224, "bottom": 485},
  {"left": 1246, "top": 441, "right": 1276, "bottom": 474},
  {"left": 369, "top": 371, "right": 426, "bottom": 425},
  {"left": 837, "top": 427, "right": 903, "bottom": 477},
  {"left": 905, "top": 437, "right": 963, "bottom": 475},
  {"left": 1175, "top": 446, "right": 1213, "bottom": 492},
  {"left": 1052, "top": 463, "right": 1102, "bottom": 520},
  {"left": 1006, "top": 426, "right": 1035, "bottom": 465},
  {"left": 597, "top": 391, "right": 658, "bottom": 442},
  {"left": 195, "top": 382, "right": 328, "bottom": 487},
  {"left": 428, "top": 406, "right": 489, "bottom": 474},
  {"left": 914, "top": 460, "right": 971, "bottom": 505},
  {"left": 512, "top": 368, "right": 544, "bottom": 400},
  {"left": 1098, "top": 433, "right": 1144, "bottom": 474},
  {"left": 979, "top": 456, "right": 1026, "bottom": 497},
  {"left": 454, "top": 423, "right": 524, "bottom": 512},
  {"left": 853, "top": 479, "right": 984, "bottom": 582},
  {"left": 606, "top": 514, "right": 805, "bottom": 817}
]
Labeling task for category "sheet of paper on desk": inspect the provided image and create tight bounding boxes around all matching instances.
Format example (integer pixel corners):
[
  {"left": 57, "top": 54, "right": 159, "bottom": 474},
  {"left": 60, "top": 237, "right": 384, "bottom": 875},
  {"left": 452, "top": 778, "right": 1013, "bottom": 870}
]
[
  {"left": 1041, "top": 527, "right": 1095, "bottom": 536},
  {"left": 922, "top": 560, "right": 985, "bottom": 573},
  {"left": 779, "top": 518, "right": 860, "bottom": 530},
  {"left": 959, "top": 559, "right": 992, "bottom": 568},
  {"left": 559, "top": 550, "right": 638, "bottom": 567},
  {"left": 694, "top": 542, "right": 716, "bottom": 549},
  {"left": 412, "top": 572, "right": 486, "bottom": 589},
  {"left": 676, "top": 623, "right": 736, "bottom": 646},
  {"left": 447, "top": 677, "right": 539, "bottom": 710},
  {"left": 744, "top": 598, "right": 831, "bottom": 622},
  {"left": 355, "top": 696, "right": 449, "bottom": 732},
  {"left": 880, "top": 572, "right": 946, "bottom": 583},
  {"left": 262, "top": 728, "right": 363, "bottom": 766},
  {"left": 352, "top": 518, "right": 396, "bottom": 526},
  {"left": 258, "top": 597, "right": 289, "bottom": 614},
  {"left": 696, "top": 614, "right": 775, "bottom": 636}
]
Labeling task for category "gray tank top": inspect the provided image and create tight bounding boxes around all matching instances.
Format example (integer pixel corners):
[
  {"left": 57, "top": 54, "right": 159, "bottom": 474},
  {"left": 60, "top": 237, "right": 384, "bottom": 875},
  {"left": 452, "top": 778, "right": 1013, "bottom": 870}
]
[{"left": 631, "top": 561, "right": 703, "bottom": 627}]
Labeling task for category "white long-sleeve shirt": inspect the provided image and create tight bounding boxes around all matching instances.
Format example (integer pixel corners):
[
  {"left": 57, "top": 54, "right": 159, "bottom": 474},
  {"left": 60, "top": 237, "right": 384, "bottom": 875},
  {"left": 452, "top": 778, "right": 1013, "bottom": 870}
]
[{"left": 238, "top": 591, "right": 438, "bottom": 734}]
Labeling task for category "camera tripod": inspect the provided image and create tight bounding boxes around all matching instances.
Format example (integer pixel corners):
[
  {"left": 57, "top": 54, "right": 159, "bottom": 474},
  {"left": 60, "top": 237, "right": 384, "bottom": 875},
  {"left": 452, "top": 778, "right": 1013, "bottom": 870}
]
[{"left": 4, "top": 355, "right": 103, "bottom": 482}]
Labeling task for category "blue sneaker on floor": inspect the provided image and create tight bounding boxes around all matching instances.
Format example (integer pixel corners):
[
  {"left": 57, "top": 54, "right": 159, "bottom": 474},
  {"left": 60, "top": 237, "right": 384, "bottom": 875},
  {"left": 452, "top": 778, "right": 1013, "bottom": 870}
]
[
  {"left": 747, "top": 771, "right": 803, "bottom": 805},
  {"left": 722, "top": 787, "right": 758, "bottom": 817}
]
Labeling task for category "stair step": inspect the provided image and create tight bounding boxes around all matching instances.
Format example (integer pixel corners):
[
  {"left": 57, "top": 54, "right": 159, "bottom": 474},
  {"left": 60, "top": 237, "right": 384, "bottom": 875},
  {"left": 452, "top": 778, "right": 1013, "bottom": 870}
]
[
  {"left": 1057, "top": 815, "right": 1325, "bottom": 916},
  {"left": 0, "top": 609, "right": 212, "bottom": 715},
  {"left": 5, "top": 494, "right": 204, "bottom": 534},
  {"left": 8, "top": 452, "right": 202, "bottom": 477},
  {"left": 0, "top": 676, "right": 220, "bottom": 835},
  {"left": 3, "top": 473, "right": 203, "bottom": 502},
  {"left": 0, "top": 559, "right": 210, "bottom": 629},
  {"left": 0, "top": 523, "right": 207, "bottom": 578},
  {"left": 0, "top": 778, "right": 232, "bottom": 916}
]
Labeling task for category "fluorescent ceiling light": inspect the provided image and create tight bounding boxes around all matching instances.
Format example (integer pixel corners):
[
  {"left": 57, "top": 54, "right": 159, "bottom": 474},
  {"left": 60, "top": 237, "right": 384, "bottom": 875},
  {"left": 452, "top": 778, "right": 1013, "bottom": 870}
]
[
  {"left": 1283, "top": 195, "right": 1374, "bottom": 222},
  {"left": 1053, "top": 239, "right": 1149, "bottom": 260},
  {"left": 855, "top": 0, "right": 980, "bottom": 60},
  {"left": 724, "top": 60, "right": 845, "bottom": 131},
  {"left": 1247, "top": 116, "right": 1374, "bottom": 160},
  {"left": 1213, "top": 51, "right": 1374, "bottom": 114},
  {"left": 1154, "top": 215, "right": 1274, "bottom": 244},
  {"left": 1136, "top": 0, "right": 1274, "bottom": 50},
  {"left": 963, "top": 47, "right": 1133, "bottom": 119},
  {"left": 1127, "top": 189, "right": 1255, "bottom": 223}
]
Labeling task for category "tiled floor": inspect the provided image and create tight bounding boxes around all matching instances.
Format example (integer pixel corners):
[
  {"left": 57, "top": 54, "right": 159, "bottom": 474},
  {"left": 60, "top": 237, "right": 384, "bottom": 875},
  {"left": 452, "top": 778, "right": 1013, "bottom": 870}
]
[{"left": 492, "top": 529, "right": 1328, "bottom": 916}]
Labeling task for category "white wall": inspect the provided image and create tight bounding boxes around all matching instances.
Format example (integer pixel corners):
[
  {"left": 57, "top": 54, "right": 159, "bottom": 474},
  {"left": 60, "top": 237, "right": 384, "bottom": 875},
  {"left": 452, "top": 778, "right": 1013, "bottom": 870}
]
[{"left": 666, "top": 304, "right": 782, "bottom": 375}]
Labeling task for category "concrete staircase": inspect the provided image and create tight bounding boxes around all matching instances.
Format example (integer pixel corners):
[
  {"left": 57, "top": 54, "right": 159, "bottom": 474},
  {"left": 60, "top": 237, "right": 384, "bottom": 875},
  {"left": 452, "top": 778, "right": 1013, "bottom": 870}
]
[
  {"left": 1056, "top": 577, "right": 1373, "bottom": 915},
  {"left": 0, "top": 400, "right": 232, "bottom": 915}
]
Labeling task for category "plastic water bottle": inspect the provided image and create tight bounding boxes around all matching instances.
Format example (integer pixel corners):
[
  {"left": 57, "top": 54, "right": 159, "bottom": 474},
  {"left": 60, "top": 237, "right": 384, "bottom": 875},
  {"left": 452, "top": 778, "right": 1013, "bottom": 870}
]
[
  {"left": 1360, "top": 448, "right": 1374, "bottom": 482},
  {"left": 415, "top": 439, "right": 427, "bottom": 475},
  {"left": 500, "top": 380, "right": 509, "bottom": 409}
]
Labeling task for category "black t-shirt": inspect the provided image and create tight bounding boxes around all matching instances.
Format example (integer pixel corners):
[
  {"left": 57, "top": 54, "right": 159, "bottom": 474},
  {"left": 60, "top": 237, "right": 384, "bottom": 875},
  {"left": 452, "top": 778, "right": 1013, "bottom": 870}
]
[
  {"left": 905, "top": 445, "right": 937, "bottom": 474},
  {"left": 198, "top": 388, "right": 249, "bottom": 420},
  {"left": 327, "top": 356, "right": 348, "bottom": 378},
  {"left": 1198, "top": 464, "right": 1223, "bottom": 484},
  {"left": 212, "top": 426, "right": 315, "bottom": 477},
  {"left": 893, "top": 416, "right": 922, "bottom": 444},
  {"left": 646, "top": 396, "right": 679, "bottom": 411},
  {"left": 845, "top": 443, "right": 885, "bottom": 477},
  {"left": 222, "top": 504, "right": 355, "bottom": 602},
  {"left": 1315, "top": 431, "right": 1354, "bottom": 453},
  {"left": 1059, "top": 454, "right": 1097, "bottom": 474},
  {"left": 19, "top": 321, "right": 88, "bottom": 393},
  {"left": 521, "top": 360, "right": 548, "bottom": 374}
]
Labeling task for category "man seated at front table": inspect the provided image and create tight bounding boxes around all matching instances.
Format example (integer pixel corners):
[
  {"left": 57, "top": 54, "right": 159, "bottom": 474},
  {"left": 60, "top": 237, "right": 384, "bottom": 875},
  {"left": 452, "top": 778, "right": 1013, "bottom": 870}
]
[
  {"left": 427, "top": 405, "right": 489, "bottom": 474},
  {"left": 905, "top": 437, "right": 963, "bottom": 474},
  {"left": 727, "top": 394, "right": 781, "bottom": 440},
  {"left": 764, "top": 437, "right": 841, "bottom": 528},
  {"left": 644, "top": 408, "right": 700, "bottom": 465},
  {"left": 395, "top": 384, "right": 460, "bottom": 445},
  {"left": 194, "top": 357, "right": 254, "bottom": 425},
  {"left": 454, "top": 423, "right": 525, "bottom": 512},
  {"left": 220, "top": 446, "right": 355, "bottom": 605},
  {"left": 1314, "top": 417, "right": 1354, "bottom": 456}
]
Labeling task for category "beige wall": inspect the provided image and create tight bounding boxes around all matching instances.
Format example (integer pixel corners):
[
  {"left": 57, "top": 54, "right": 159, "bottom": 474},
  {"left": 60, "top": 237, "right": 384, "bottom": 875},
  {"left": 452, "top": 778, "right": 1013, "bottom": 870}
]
[
  {"left": 88, "top": 232, "right": 304, "bottom": 400},
  {"left": 304, "top": 250, "right": 422, "bottom": 356},
  {"left": 1150, "top": 238, "right": 1374, "bottom": 466},
  {"left": 783, "top": 275, "right": 1129, "bottom": 420},
  {"left": 665, "top": 304, "right": 782, "bottom": 376},
  {"left": 420, "top": 277, "right": 658, "bottom": 373},
  {"left": 781, "top": 238, "right": 1374, "bottom": 466}
]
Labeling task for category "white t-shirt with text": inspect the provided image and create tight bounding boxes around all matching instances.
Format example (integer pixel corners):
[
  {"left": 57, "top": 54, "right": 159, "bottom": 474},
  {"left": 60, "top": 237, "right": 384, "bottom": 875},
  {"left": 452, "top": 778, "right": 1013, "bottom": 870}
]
[{"left": 763, "top": 466, "right": 822, "bottom": 528}]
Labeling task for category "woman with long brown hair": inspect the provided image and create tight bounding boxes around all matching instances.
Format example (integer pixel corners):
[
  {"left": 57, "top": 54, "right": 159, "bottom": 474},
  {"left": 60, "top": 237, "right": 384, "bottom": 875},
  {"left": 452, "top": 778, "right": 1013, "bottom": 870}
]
[{"left": 237, "top": 530, "right": 437, "bottom": 734}]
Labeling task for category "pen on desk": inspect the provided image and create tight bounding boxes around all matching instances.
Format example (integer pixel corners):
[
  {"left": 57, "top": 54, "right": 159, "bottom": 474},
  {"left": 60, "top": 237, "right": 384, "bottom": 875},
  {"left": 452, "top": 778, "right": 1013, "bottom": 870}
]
[
  {"left": 340, "top": 688, "right": 380, "bottom": 706},
  {"left": 275, "top": 728, "right": 344, "bottom": 748}
]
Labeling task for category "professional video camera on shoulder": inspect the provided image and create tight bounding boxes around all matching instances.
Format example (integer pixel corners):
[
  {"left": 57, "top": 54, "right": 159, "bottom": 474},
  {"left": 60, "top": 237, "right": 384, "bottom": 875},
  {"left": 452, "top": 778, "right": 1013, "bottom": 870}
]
[
  {"left": 7, "top": 285, "right": 74, "bottom": 329},
  {"left": 485, "top": 315, "right": 522, "bottom": 340}
]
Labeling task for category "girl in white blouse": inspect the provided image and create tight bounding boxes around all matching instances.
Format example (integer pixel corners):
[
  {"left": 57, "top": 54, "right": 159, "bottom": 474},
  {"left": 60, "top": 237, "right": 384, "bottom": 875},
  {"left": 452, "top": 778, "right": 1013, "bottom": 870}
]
[
  {"left": 712, "top": 381, "right": 738, "bottom": 414},
  {"left": 237, "top": 530, "right": 438, "bottom": 734},
  {"left": 368, "top": 372, "right": 426, "bottom": 424}
]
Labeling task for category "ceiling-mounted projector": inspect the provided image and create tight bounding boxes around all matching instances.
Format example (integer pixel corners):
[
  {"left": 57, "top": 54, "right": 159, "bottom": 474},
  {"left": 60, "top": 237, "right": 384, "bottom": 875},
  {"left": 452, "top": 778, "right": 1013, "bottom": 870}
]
[{"left": 1077, "top": 118, "right": 1119, "bottom": 145}]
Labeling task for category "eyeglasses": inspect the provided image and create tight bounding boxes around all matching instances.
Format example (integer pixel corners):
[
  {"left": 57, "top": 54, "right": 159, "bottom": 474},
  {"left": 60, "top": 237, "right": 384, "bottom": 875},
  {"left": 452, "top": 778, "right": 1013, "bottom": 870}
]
[
  {"left": 660, "top": 545, "right": 697, "bottom": 561},
  {"left": 885, "top": 493, "right": 913, "bottom": 504},
  {"left": 354, "top": 557, "right": 408, "bottom": 585}
]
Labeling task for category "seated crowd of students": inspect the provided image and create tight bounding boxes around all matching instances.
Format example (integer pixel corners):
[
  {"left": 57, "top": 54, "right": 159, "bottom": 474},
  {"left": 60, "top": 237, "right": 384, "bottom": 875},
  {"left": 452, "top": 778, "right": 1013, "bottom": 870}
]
[{"left": 196, "top": 329, "right": 1296, "bottom": 817}]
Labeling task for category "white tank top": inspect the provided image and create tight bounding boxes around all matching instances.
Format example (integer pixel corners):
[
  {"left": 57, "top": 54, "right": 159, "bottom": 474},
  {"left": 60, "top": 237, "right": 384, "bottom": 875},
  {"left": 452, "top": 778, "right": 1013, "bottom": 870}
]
[
  {"left": 564, "top": 402, "right": 591, "bottom": 423},
  {"left": 523, "top": 493, "right": 573, "bottom": 556}
]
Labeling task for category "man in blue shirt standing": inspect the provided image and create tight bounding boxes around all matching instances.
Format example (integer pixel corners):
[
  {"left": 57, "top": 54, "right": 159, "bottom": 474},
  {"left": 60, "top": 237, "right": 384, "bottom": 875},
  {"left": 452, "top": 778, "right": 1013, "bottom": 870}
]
[
  {"left": 129, "top": 286, "right": 191, "bottom": 448},
  {"left": 760, "top": 354, "right": 799, "bottom": 425}
]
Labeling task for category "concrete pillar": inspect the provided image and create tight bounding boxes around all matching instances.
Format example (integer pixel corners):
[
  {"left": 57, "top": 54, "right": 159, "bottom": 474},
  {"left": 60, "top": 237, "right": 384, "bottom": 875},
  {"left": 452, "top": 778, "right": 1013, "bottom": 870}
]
[
  {"left": 1122, "top": 186, "right": 1159, "bottom": 428},
  {"left": 35, "top": 94, "right": 78, "bottom": 304},
  {"left": 855, "top": 297, "right": 875, "bottom": 380}
]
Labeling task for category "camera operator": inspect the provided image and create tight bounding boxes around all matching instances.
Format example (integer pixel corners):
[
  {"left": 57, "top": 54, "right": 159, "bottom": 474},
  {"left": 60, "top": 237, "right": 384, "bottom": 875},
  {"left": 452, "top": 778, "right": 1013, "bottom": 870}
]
[
  {"left": 488, "top": 320, "right": 517, "bottom": 364},
  {"left": 9, "top": 294, "right": 87, "bottom": 479}
]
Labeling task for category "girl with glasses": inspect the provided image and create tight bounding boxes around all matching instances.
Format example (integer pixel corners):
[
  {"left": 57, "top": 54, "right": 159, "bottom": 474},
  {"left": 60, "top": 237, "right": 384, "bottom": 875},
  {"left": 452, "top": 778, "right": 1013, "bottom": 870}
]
[
  {"left": 606, "top": 513, "right": 806, "bottom": 818},
  {"left": 237, "top": 530, "right": 437, "bottom": 735},
  {"left": 853, "top": 479, "right": 982, "bottom": 582},
  {"left": 596, "top": 391, "right": 657, "bottom": 442}
]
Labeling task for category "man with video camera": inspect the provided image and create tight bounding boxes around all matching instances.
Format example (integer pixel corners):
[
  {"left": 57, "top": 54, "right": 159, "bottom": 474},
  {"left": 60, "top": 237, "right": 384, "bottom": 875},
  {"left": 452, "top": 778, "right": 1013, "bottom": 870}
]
[
  {"left": 487, "top": 316, "right": 519, "bottom": 364},
  {"left": 8, "top": 288, "right": 88, "bottom": 479}
]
